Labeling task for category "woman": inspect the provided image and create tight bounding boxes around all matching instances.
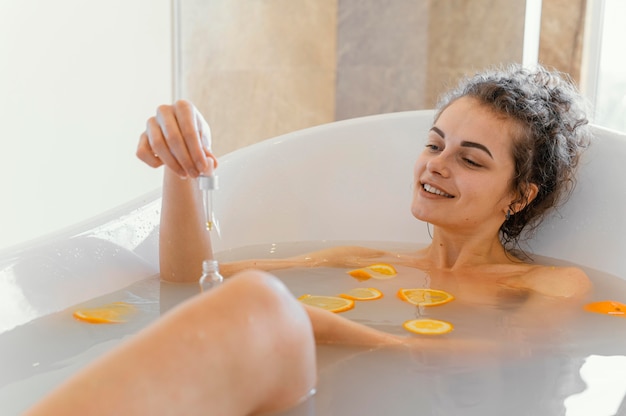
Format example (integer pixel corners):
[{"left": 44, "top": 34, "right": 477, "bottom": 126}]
[
  {"left": 141, "top": 64, "right": 591, "bottom": 297},
  {"left": 28, "top": 64, "right": 592, "bottom": 415}
]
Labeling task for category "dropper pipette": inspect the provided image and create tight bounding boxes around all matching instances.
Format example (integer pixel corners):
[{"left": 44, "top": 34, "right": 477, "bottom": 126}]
[
  {"left": 198, "top": 174, "right": 218, "bottom": 231},
  {"left": 197, "top": 122, "right": 219, "bottom": 234}
]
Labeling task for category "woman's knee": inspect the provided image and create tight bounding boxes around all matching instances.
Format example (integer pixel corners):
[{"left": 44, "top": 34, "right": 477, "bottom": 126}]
[{"left": 224, "top": 270, "right": 304, "bottom": 320}]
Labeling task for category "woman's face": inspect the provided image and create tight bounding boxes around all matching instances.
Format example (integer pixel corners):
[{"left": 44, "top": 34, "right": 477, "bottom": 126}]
[{"left": 412, "top": 97, "right": 518, "bottom": 234}]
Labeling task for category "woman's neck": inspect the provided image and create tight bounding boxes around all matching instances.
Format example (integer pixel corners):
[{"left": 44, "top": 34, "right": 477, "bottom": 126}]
[{"left": 422, "top": 227, "right": 511, "bottom": 270}]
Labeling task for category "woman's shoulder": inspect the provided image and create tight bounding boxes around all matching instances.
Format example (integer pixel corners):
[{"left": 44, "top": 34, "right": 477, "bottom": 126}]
[{"left": 516, "top": 264, "right": 591, "bottom": 298}]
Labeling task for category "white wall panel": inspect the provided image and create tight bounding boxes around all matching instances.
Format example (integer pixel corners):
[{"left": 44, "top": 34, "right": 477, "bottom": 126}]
[{"left": 0, "top": 0, "right": 172, "bottom": 250}]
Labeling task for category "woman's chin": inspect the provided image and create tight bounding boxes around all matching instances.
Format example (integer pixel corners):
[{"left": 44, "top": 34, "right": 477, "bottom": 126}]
[{"left": 410, "top": 206, "right": 429, "bottom": 223}]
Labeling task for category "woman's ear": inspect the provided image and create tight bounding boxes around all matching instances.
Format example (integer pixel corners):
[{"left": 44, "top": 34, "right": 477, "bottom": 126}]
[{"left": 511, "top": 183, "right": 539, "bottom": 214}]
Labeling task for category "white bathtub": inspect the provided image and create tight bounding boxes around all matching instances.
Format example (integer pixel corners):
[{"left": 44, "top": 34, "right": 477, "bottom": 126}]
[{"left": 1, "top": 110, "right": 625, "bottom": 415}]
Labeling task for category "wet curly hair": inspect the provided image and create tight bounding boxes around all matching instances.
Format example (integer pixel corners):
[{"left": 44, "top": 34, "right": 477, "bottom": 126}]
[{"left": 435, "top": 64, "right": 592, "bottom": 250}]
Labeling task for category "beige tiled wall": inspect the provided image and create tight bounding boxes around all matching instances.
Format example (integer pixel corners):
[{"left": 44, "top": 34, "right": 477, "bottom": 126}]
[
  {"left": 538, "top": 0, "right": 587, "bottom": 83},
  {"left": 425, "top": 0, "right": 526, "bottom": 106},
  {"left": 178, "top": 0, "right": 585, "bottom": 155},
  {"left": 178, "top": 0, "right": 337, "bottom": 156},
  {"left": 335, "top": 0, "right": 431, "bottom": 120},
  {"left": 336, "top": 0, "right": 525, "bottom": 117}
]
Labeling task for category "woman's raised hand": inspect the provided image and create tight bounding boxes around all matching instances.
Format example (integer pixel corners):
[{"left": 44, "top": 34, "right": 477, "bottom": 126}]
[{"left": 137, "top": 99, "right": 217, "bottom": 178}]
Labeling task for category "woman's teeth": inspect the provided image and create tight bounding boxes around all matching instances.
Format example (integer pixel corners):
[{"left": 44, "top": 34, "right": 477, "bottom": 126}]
[{"left": 423, "top": 183, "right": 453, "bottom": 198}]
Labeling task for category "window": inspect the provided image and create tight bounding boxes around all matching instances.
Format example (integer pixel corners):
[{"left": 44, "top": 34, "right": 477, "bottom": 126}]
[{"left": 584, "top": 0, "right": 626, "bottom": 132}]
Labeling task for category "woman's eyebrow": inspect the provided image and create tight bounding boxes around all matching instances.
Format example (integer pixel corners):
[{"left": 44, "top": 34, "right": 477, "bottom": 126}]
[
  {"left": 429, "top": 126, "right": 445, "bottom": 137},
  {"left": 429, "top": 126, "right": 493, "bottom": 159},
  {"left": 461, "top": 141, "right": 493, "bottom": 158}
]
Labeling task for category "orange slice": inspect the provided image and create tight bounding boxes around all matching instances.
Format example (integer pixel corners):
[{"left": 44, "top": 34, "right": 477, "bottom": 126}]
[
  {"left": 73, "top": 302, "right": 135, "bottom": 324},
  {"left": 367, "top": 263, "right": 397, "bottom": 276},
  {"left": 403, "top": 318, "right": 454, "bottom": 335},
  {"left": 347, "top": 269, "right": 373, "bottom": 281},
  {"left": 347, "top": 263, "right": 397, "bottom": 281},
  {"left": 339, "top": 287, "right": 383, "bottom": 301},
  {"left": 298, "top": 294, "right": 354, "bottom": 313},
  {"left": 397, "top": 288, "right": 454, "bottom": 307},
  {"left": 584, "top": 300, "right": 626, "bottom": 317}
]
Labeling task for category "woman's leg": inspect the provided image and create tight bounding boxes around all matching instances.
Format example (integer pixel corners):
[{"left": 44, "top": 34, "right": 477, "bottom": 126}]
[{"left": 26, "top": 270, "right": 316, "bottom": 416}]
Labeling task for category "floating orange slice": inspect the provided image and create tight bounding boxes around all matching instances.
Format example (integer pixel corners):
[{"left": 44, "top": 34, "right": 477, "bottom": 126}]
[
  {"left": 298, "top": 294, "right": 355, "bottom": 313},
  {"left": 397, "top": 288, "right": 454, "bottom": 307},
  {"left": 584, "top": 300, "right": 626, "bottom": 317},
  {"left": 347, "top": 269, "right": 373, "bottom": 281},
  {"left": 347, "top": 263, "right": 397, "bottom": 281},
  {"left": 339, "top": 287, "right": 383, "bottom": 301},
  {"left": 403, "top": 318, "right": 454, "bottom": 335},
  {"left": 73, "top": 302, "right": 135, "bottom": 324},
  {"left": 368, "top": 263, "right": 397, "bottom": 276}
]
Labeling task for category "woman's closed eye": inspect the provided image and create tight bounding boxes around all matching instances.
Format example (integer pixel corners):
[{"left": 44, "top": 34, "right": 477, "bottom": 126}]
[
  {"left": 425, "top": 143, "right": 442, "bottom": 152},
  {"left": 462, "top": 157, "right": 483, "bottom": 168}
]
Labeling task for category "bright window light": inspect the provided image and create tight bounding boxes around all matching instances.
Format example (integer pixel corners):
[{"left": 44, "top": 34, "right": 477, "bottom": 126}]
[{"left": 592, "top": 0, "right": 626, "bottom": 132}]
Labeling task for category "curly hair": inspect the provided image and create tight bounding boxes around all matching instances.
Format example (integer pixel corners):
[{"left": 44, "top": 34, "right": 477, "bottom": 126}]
[{"left": 435, "top": 64, "right": 591, "bottom": 250}]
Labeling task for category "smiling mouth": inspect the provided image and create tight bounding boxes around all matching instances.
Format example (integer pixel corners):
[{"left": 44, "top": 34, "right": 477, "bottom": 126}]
[{"left": 422, "top": 183, "right": 454, "bottom": 198}]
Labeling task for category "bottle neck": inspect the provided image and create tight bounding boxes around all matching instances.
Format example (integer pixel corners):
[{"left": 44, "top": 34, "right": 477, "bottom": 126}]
[{"left": 202, "top": 259, "right": 220, "bottom": 274}]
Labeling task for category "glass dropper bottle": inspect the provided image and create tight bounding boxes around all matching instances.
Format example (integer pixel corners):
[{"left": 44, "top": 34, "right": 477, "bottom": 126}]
[
  {"left": 199, "top": 259, "right": 223, "bottom": 292},
  {"left": 196, "top": 122, "right": 222, "bottom": 292}
]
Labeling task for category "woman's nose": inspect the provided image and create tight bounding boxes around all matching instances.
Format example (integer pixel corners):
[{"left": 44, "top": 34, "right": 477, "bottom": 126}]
[{"left": 426, "top": 153, "right": 450, "bottom": 177}]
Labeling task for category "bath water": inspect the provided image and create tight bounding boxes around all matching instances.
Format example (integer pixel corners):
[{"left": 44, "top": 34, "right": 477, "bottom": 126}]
[{"left": 1, "top": 241, "right": 625, "bottom": 415}]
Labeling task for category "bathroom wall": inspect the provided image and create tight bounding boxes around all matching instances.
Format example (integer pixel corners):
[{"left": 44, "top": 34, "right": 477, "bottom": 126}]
[
  {"left": 424, "top": 0, "right": 526, "bottom": 107},
  {"left": 334, "top": 0, "right": 526, "bottom": 120},
  {"left": 179, "top": 0, "right": 587, "bottom": 155},
  {"left": 177, "top": 0, "right": 337, "bottom": 157},
  {"left": 538, "top": 0, "right": 587, "bottom": 83},
  {"left": 334, "top": 0, "right": 431, "bottom": 120}
]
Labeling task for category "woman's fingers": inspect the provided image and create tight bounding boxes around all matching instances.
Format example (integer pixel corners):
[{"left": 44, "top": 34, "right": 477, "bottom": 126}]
[
  {"left": 138, "top": 100, "right": 215, "bottom": 177},
  {"left": 155, "top": 103, "right": 199, "bottom": 177},
  {"left": 175, "top": 101, "right": 210, "bottom": 174},
  {"left": 204, "top": 147, "right": 218, "bottom": 172},
  {"left": 136, "top": 132, "right": 163, "bottom": 168},
  {"left": 145, "top": 115, "right": 186, "bottom": 177}
]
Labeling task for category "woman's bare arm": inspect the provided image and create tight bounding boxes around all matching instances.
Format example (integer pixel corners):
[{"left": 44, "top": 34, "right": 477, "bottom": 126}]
[
  {"left": 159, "top": 170, "right": 214, "bottom": 282},
  {"left": 220, "top": 246, "right": 419, "bottom": 277},
  {"left": 137, "top": 100, "right": 218, "bottom": 283}
]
